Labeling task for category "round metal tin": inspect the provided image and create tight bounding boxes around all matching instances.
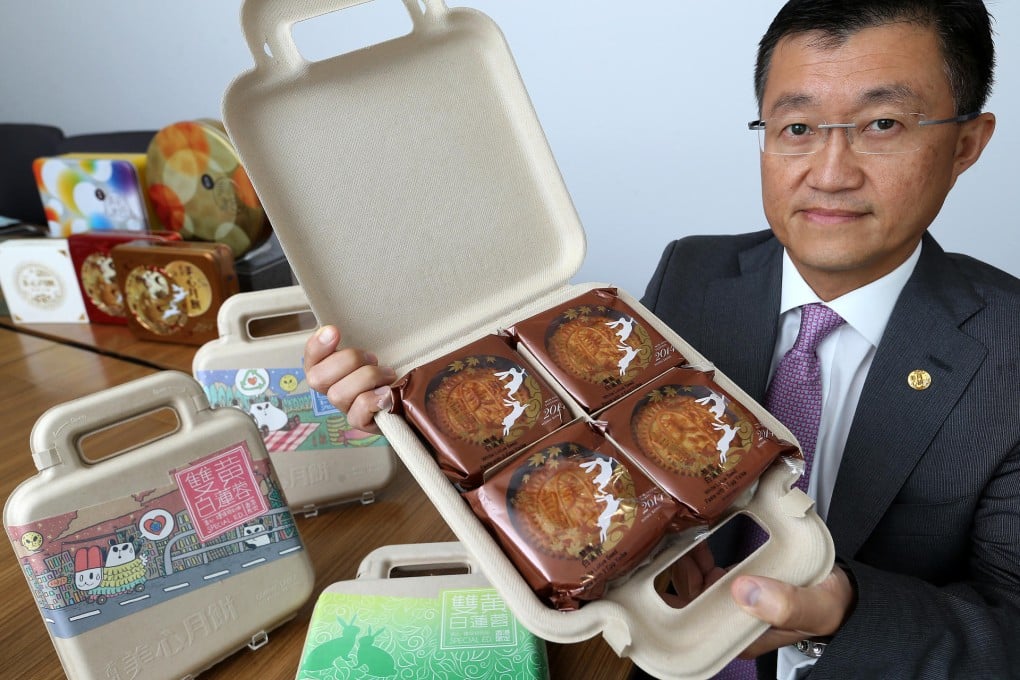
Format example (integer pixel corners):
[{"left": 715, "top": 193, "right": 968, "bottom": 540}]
[{"left": 146, "top": 119, "right": 271, "bottom": 257}]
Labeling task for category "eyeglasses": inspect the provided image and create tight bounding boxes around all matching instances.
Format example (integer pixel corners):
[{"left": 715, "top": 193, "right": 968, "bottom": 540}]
[{"left": 748, "top": 111, "right": 980, "bottom": 155}]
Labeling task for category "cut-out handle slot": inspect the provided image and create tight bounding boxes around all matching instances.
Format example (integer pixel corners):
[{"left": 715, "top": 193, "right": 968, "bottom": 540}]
[
  {"left": 30, "top": 371, "right": 209, "bottom": 472},
  {"left": 389, "top": 562, "right": 472, "bottom": 578},
  {"left": 78, "top": 407, "right": 181, "bottom": 464},
  {"left": 654, "top": 514, "right": 771, "bottom": 611},
  {"left": 247, "top": 310, "right": 318, "bottom": 339},
  {"left": 212, "top": 286, "right": 318, "bottom": 342},
  {"left": 240, "top": 0, "right": 446, "bottom": 73},
  {"left": 355, "top": 542, "right": 477, "bottom": 579},
  {"left": 292, "top": 0, "right": 414, "bottom": 64}
]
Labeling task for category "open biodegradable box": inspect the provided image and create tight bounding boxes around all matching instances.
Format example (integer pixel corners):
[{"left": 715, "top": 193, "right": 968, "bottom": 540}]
[{"left": 221, "top": 1, "right": 834, "bottom": 677}]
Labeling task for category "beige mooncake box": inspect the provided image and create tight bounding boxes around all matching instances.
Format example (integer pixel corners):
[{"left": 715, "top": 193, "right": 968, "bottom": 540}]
[{"left": 3, "top": 370, "right": 315, "bottom": 680}]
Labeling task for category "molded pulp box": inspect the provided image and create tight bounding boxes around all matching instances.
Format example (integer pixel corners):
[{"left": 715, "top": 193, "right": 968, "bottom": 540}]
[
  {"left": 220, "top": 2, "right": 834, "bottom": 677},
  {"left": 4, "top": 370, "right": 315, "bottom": 680}
]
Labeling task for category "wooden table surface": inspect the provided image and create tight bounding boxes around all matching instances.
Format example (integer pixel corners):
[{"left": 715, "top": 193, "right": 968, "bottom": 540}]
[
  {"left": 0, "top": 316, "right": 197, "bottom": 373},
  {"left": 0, "top": 321, "right": 637, "bottom": 680}
]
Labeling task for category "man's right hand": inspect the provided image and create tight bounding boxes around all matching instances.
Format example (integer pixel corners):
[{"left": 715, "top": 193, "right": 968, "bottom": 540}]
[{"left": 303, "top": 325, "right": 396, "bottom": 433}]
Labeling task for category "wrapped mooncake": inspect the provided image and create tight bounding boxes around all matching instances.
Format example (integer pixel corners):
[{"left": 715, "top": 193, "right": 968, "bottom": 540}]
[
  {"left": 465, "top": 419, "right": 678, "bottom": 610},
  {"left": 393, "top": 334, "right": 572, "bottom": 490},
  {"left": 508, "top": 288, "right": 685, "bottom": 412},
  {"left": 600, "top": 367, "right": 799, "bottom": 524}
]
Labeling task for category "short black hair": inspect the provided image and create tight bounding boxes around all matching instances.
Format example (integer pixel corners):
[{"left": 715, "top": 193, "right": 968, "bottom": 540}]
[{"left": 754, "top": 0, "right": 996, "bottom": 115}]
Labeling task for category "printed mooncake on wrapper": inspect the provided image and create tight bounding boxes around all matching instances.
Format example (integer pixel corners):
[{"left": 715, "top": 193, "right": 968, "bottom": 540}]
[
  {"left": 465, "top": 418, "right": 678, "bottom": 611},
  {"left": 508, "top": 288, "right": 686, "bottom": 412},
  {"left": 393, "top": 334, "right": 572, "bottom": 490},
  {"left": 600, "top": 367, "right": 800, "bottom": 525}
]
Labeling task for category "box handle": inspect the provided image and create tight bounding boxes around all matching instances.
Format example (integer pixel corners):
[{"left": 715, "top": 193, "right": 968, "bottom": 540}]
[
  {"left": 29, "top": 371, "right": 209, "bottom": 472},
  {"left": 601, "top": 466, "right": 835, "bottom": 677},
  {"left": 214, "top": 284, "right": 313, "bottom": 340},
  {"left": 355, "top": 541, "right": 477, "bottom": 579},
  {"left": 239, "top": 0, "right": 448, "bottom": 73}
]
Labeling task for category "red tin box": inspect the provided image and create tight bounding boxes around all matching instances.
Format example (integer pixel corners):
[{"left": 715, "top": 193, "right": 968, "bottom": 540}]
[{"left": 68, "top": 230, "right": 181, "bottom": 325}]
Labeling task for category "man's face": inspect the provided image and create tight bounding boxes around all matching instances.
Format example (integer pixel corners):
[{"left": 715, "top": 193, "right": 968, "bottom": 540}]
[{"left": 759, "top": 22, "right": 983, "bottom": 299}]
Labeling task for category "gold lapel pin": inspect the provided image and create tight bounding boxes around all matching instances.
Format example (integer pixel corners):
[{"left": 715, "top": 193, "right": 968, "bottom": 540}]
[{"left": 908, "top": 369, "right": 932, "bottom": 391}]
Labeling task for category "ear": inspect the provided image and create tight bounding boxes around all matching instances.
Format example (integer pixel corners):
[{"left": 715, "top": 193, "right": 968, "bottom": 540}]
[{"left": 950, "top": 112, "right": 996, "bottom": 183}]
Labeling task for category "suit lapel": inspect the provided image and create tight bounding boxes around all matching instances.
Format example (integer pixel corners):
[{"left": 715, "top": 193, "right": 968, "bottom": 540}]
[
  {"left": 699, "top": 238, "right": 783, "bottom": 402},
  {"left": 825, "top": 235, "right": 987, "bottom": 557}
]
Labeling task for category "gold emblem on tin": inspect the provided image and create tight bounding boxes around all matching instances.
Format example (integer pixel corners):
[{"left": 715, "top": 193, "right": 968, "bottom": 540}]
[
  {"left": 14, "top": 262, "right": 64, "bottom": 309},
  {"left": 908, "top": 369, "right": 932, "bottom": 391},
  {"left": 123, "top": 260, "right": 211, "bottom": 335}
]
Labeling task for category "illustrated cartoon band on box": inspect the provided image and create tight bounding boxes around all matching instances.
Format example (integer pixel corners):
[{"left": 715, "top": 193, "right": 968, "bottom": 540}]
[
  {"left": 7, "top": 442, "right": 302, "bottom": 640},
  {"left": 194, "top": 364, "right": 388, "bottom": 452}
]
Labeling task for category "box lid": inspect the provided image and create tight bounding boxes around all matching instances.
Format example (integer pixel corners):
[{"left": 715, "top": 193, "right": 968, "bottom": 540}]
[{"left": 222, "top": 0, "right": 585, "bottom": 367}]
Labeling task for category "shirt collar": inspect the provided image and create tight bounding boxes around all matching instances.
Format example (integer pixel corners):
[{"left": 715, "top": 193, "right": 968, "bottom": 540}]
[{"left": 779, "top": 242, "right": 922, "bottom": 347}]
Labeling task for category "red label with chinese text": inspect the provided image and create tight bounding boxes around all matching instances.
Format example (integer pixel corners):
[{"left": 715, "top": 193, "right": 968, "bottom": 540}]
[{"left": 174, "top": 443, "right": 269, "bottom": 542}]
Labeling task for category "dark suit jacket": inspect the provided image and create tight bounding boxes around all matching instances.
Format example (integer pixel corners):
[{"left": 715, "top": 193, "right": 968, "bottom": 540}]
[{"left": 640, "top": 230, "right": 1020, "bottom": 679}]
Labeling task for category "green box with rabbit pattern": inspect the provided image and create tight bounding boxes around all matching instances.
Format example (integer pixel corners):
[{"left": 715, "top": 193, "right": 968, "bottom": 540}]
[{"left": 297, "top": 545, "right": 548, "bottom": 680}]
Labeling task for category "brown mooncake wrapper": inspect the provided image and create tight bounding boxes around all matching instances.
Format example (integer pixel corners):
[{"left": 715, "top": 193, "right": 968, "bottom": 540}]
[
  {"left": 600, "top": 367, "right": 799, "bottom": 525},
  {"left": 465, "top": 418, "right": 679, "bottom": 611},
  {"left": 508, "top": 288, "right": 685, "bottom": 412},
  {"left": 394, "top": 334, "right": 571, "bottom": 490}
]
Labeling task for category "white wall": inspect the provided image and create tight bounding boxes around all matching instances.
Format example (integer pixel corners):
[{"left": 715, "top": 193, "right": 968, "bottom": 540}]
[{"left": 2, "top": 1, "right": 1016, "bottom": 295}]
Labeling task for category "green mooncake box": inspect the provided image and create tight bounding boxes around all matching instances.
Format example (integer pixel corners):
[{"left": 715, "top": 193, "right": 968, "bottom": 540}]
[{"left": 296, "top": 542, "right": 548, "bottom": 680}]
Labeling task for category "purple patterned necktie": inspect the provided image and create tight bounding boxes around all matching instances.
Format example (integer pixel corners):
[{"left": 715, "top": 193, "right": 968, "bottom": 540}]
[
  {"left": 712, "top": 304, "right": 844, "bottom": 680},
  {"left": 764, "top": 303, "right": 845, "bottom": 491}
]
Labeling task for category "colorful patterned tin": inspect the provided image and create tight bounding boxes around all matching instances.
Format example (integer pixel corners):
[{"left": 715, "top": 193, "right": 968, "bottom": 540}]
[{"left": 145, "top": 119, "right": 271, "bottom": 257}]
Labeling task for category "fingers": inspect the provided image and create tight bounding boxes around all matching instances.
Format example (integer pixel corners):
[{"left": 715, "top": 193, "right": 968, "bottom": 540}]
[
  {"left": 304, "top": 324, "right": 341, "bottom": 368},
  {"left": 341, "top": 378, "right": 395, "bottom": 431},
  {"left": 665, "top": 541, "right": 727, "bottom": 607},
  {"left": 689, "top": 540, "right": 718, "bottom": 575},
  {"left": 730, "top": 566, "right": 854, "bottom": 643},
  {"left": 669, "top": 552, "right": 705, "bottom": 605},
  {"left": 304, "top": 325, "right": 397, "bottom": 432}
]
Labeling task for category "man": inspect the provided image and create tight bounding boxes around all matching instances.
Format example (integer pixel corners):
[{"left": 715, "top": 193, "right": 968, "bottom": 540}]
[{"left": 305, "top": 1, "right": 1020, "bottom": 677}]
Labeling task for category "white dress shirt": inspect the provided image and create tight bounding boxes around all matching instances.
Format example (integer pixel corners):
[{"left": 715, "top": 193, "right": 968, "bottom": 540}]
[{"left": 773, "top": 243, "right": 921, "bottom": 680}]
